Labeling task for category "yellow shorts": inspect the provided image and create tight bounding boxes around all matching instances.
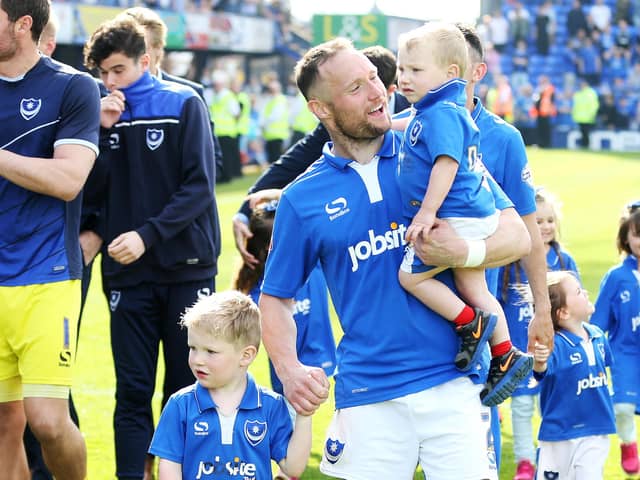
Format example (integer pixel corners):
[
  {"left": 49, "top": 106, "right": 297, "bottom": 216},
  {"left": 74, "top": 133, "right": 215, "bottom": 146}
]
[{"left": 0, "top": 280, "right": 80, "bottom": 401}]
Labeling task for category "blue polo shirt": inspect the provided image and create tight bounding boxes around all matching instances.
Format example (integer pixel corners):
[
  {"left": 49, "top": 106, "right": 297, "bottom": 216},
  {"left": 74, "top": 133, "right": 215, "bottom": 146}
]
[
  {"left": 398, "top": 79, "right": 495, "bottom": 222},
  {"left": 149, "top": 374, "right": 293, "bottom": 479},
  {"left": 0, "top": 56, "right": 100, "bottom": 286},
  {"left": 262, "top": 130, "right": 498, "bottom": 409},
  {"left": 591, "top": 255, "right": 640, "bottom": 405},
  {"left": 536, "top": 323, "right": 616, "bottom": 442}
]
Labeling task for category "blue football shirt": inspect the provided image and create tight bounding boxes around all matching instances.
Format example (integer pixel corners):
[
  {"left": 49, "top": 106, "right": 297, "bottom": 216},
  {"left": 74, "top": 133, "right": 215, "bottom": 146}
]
[
  {"left": 0, "top": 56, "right": 100, "bottom": 286},
  {"left": 397, "top": 79, "right": 495, "bottom": 221},
  {"left": 591, "top": 255, "right": 640, "bottom": 405},
  {"left": 537, "top": 323, "right": 616, "bottom": 441},
  {"left": 149, "top": 374, "right": 293, "bottom": 479},
  {"left": 262, "top": 130, "right": 481, "bottom": 409}
]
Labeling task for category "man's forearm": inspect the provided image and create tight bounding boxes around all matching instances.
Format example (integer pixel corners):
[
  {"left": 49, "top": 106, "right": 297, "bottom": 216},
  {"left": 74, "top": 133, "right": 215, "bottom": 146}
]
[
  {"left": 482, "top": 207, "right": 531, "bottom": 268},
  {"left": 520, "top": 213, "right": 552, "bottom": 315},
  {"left": 258, "top": 294, "right": 300, "bottom": 376}
]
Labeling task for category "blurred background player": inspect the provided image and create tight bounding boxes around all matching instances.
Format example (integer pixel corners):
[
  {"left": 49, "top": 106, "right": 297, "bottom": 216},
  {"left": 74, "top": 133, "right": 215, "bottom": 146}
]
[{"left": 591, "top": 201, "right": 640, "bottom": 475}]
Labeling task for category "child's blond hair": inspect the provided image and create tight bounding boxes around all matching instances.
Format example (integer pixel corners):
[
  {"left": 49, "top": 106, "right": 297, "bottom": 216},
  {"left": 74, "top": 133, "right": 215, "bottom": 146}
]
[
  {"left": 180, "top": 290, "right": 261, "bottom": 350},
  {"left": 398, "top": 21, "right": 468, "bottom": 77}
]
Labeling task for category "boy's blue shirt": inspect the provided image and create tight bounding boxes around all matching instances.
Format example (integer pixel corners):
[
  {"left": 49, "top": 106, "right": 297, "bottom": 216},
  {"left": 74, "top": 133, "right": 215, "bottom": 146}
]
[{"left": 149, "top": 373, "right": 293, "bottom": 478}]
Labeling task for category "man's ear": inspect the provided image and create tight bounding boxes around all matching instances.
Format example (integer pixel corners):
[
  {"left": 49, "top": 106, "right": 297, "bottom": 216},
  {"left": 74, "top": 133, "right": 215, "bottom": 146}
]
[
  {"left": 139, "top": 53, "right": 151, "bottom": 72},
  {"left": 386, "top": 84, "right": 398, "bottom": 97},
  {"left": 308, "top": 99, "right": 331, "bottom": 120},
  {"left": 472, "top": 61, "right": 488, "bottom": 83},
  {"left": 14, "top": 15, "right": 33, "bottom": 40}
]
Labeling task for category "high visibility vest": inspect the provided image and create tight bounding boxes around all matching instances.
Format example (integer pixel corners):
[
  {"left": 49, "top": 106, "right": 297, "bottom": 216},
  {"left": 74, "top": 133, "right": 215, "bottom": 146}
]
[
  {"left": 262, "top": 94, "right": 289, "bottom": 141},
  {"left": 572, "top": 88, "right": 599, "bottom": 124},
  {"left": 292, "top": 98, "right": 318, "bottom": 134},
  {"left": 236, "top": 91, "right": 251, "bottom": 136},
  {"left": 209, "top": 89, "right": 237, "bottom": 137}
]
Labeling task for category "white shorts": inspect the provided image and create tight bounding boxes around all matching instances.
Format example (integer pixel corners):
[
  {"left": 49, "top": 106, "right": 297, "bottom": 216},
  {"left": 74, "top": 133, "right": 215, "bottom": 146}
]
[
  {"left": 320, "top": 376, "right": 497, "bottom": 480},
  {"left": 400, "top": 212, "right": 499, "bottom": 274},
  {"left": 536, "top": 435, "right": 610, "bottom": 480}
]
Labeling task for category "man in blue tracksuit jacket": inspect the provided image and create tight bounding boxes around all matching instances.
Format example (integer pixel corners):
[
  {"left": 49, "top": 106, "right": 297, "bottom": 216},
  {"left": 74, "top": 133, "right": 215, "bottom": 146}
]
[{"left": 84, "top": 17, "right": 218, "bottom": 480}]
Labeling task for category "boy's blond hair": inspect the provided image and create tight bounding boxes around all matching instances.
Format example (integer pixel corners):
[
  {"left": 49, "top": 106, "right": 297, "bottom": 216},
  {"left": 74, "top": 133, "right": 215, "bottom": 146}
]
[
  {"left": 180, "top": 291, "right": 261, "bottom": 350},
  {"left": 399, "top": 21, "right": 468, "bottom": 77}
]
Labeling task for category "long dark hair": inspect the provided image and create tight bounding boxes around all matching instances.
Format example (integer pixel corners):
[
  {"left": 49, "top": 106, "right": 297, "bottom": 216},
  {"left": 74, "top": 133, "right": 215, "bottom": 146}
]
[{"left": 233, "top": 202, "right": 276, "bottom": 294}]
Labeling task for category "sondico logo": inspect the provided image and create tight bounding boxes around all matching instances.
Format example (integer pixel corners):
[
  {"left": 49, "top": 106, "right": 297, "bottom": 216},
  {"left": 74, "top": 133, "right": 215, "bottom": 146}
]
[
  {"left": 347, "top": 222, "right": 407, "bottom": 272},
  {"left": 196, "top": 456, "right": 257, "bottom": 479},
  {"left": 576, "top": 371, "right": 607, "bottom": 395},
  {"left": 325, "top": 197, "right": 350, "bottom": 221}
]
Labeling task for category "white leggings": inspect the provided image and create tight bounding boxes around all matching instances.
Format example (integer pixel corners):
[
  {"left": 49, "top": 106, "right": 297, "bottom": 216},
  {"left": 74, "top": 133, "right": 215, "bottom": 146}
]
[{"left": 615, "top": 402, "right": 637, "bottom": 444}]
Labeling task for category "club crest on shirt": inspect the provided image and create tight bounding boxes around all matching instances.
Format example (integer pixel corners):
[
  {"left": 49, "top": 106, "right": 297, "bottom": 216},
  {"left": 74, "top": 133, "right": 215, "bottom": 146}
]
[
  {"left": 542, "top": 471, "right": 559, "bottom": 479},
  {"left": 20, "top": 98, "right": 42, "bottom": 120},
  {"left": 324, "top": 438, "right": 345, "bottom": 464},
  {"left": 109, "top": 290, "right": 121, "bottom": 312},
  {"left": 244, "top": 420, "right": 267, "bottom": 446},
  {"left": 409, "top": 120, "right": 422, "bottom": 147},
  {"left": 146, "top": 128, "right": 164, "bottom": 150}
]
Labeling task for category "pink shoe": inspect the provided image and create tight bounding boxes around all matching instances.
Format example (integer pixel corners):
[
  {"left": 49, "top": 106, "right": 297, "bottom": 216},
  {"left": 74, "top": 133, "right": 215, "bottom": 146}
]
[
  {"left": 621, "top": 442, "right": 640, "bottom": 474},
  {"left": 513, "top": 459, "right": 535, "bottom": 480}
]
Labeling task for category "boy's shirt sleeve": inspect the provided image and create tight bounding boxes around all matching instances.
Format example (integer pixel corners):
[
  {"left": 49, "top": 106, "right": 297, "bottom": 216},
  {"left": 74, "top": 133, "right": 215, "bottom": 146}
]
[
  {"left": 149, "top": 395, "right": 186, "bottom": 464},
  {"left": 268, "top": 393, "right": 295, "bottom": 463}
]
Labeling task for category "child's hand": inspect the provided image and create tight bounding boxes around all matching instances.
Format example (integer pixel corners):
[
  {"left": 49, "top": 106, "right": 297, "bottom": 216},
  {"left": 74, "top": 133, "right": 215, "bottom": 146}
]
[
  {"left": 406, "top": 210, "right": 436, "bottom": 244},
  {"left": 533, "top": 342, "right": 550, "bottom": 371}
]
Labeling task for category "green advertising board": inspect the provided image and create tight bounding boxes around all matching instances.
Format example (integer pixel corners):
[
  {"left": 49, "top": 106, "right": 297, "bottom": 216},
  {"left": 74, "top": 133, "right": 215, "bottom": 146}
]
[{"left": 312, "top": 14, "right": 387, "bottom": 48}]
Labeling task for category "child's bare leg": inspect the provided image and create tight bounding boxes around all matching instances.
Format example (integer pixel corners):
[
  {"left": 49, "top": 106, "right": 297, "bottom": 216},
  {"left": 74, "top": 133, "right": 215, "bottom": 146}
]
[
  {"left": 453, "top": 267, "right": 510, "bottom": 345},
  {"left": 454, "top": 268, "right": 534, "bottom": 406},
  {"left": 399, "top": 267, "right": 497, "bottom": 371},
  {"left": 398, "top": 267, "right": 465, "bottom": 320}
]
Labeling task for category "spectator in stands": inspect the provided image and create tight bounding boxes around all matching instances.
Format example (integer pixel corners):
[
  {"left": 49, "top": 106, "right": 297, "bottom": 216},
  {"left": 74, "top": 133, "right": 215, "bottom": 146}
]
[
  {"left": 534, "top": 1, "right": 556, "bottom": 56},
  {"left": 575, "top": 35, "right": 603, "bottom": 87},
  {"left": 514, "top": 83, "right": 537, "bottom": 145},
  {"left": 615, "top": 0, "right": 634, "bottom": 23},
  {"left": 572, "top": 79, "right": 600, "bottom": 148},
  {"left": 614, "top": 19, "right": 635, "bottom": 51},
  {"left": 591, "top": 0, "right": 613, "bottom": 32},
  {"left": 508, "top": 2, "right": 531, "bottom": 44},
  {"left": 489, "top": 8, "right": 509, "bottom": 53},
  {"left": 604, "top": 45, "right": 631, "bottom": 82},
  {"left": 210, "top": 69, "right": 241, "bottom": 182},
  {"left": 567, "top": 0, "right": 589, "bottom": 38},
  {"left": 233, "top": 77, "right": 251, "bottom": 172},
  {"left": 599, "top": 92, "right": 628, "bottom": 129},
  {"left": 476, "top": 14, "right": 492, "bottom": 49},
  {"left": 555, "top": 84, "right": 574, "bottom": 129},
  {"left": 530, "top": 75, "right": 557, "bottom": 148},
  {"left": 511, "top": 39, "right": 530, "bottom": 92},
  {"left": 489, "top": 74, "right": 515, "bottom": 123},
  {"left": 260, "top": 77, "right": 290, "bottom": 164}
]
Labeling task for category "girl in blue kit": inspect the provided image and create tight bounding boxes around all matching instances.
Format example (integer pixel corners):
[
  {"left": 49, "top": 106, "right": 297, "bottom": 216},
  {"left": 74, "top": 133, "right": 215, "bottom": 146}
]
[
  {"left": 591, "top": 202, "right": 640, "bottom": 476},
  {"left": 533, "top": 271, "right": 616, "bottom": 480},
  {"left": 535, "top": 188, "right": 580, "bottom": 276}
]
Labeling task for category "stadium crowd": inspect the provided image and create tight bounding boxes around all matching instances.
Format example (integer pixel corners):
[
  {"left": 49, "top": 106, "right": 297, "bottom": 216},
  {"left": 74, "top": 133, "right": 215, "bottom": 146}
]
[{"left": 475, "top": 0, "right": 640, "bottom": 146}]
